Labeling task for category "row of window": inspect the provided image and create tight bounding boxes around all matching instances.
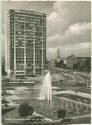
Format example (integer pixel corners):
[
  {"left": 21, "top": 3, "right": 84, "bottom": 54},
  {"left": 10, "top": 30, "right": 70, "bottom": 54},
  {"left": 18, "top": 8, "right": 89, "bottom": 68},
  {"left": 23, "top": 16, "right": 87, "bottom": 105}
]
[
  {"left": 35, "top": 46, "right": 46, "bottom": 49},
  {"left": 16, "top": 60, "right": 24, "bottom": 62},
  {"left": 15, "top": 35, "right": 45, "bottom": 39},
  {"left": 26, "top": 50, "right": 34, "bottom": 52},
  {"left": 15, "top": 35, "right": 32, "bottom": 39},
  {"left": 35, "top": 33, "right": 45, "bottom": 37},
  {"left": 16, "top": 39, "right": 46, "bottom": 47},
  {"left": 14, "top": 11, "right": 45, "bottom": 17},
  {"left": 16, "top": 55, "right": 24, "bottom": 59},
  {"left": 16, "top": 62, "right": 46, "bottom": 66},
  {"left": 16, "top": 32, "right": 35, "bottom": 36},
  {"left": 14, "top": 21, "right": 45, "bottom": 30},
  {"left": 15, "top": 21, "right": 34, "bottom": 26},
  {"left": 15, "top": 30, "right": 45, "bottom": 36},
  {"left": 15, "top": 36, "right": 46, "bottom": 41},
  {"left": 26, "top": 59, "right": 34, "bottom": 61},
  {"left": 16, "top": 55, "right": 45, "bottom": 59},
  {"left": 16, "top": 44, "right": 24, "bottom": 47},
  {"left": 14, "top": 15, "right": 46, "bottom": 23},
  {"left": 15, "top": 25, "right": 35, "bottom": 30},
  {"left": 16, "top": 71, "right": 25, "bottom": 74},
  {"left": 15, "top": 16, "right": 34, "bottom": 21}
]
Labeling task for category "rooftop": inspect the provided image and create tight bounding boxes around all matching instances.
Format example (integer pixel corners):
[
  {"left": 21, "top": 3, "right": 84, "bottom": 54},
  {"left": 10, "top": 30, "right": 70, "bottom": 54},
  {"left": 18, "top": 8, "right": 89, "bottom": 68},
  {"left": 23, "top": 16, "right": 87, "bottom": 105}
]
[{"left": 9, "top": 9, "right": 46, "bottom": 16}]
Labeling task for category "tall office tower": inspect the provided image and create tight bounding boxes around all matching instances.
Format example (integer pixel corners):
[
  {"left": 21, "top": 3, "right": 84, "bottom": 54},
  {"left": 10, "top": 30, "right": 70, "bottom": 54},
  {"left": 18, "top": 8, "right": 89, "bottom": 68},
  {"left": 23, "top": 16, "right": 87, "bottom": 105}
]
[{"left": 9, "top": 9, "right": 46, "bottom": 78}]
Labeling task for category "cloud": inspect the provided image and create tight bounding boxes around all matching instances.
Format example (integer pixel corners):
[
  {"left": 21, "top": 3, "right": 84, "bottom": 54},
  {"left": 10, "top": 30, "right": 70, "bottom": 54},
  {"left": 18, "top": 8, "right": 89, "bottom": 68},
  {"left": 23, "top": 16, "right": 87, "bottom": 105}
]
[
  {"left": 47, "top": 1, "right": 91, "bottom": 37},
  {"left": 1, "top": 1, "right": 91, "bottom": 59},
  {"left": 65, "top": 22, "right": 91, "bottom": 35},
  {"left": 63, "top": 42, "right": 91, "bottom": 51},
  {"left": 47, "top": 34, "right": 61, "bottom": 48},
  {"left": 47, "top": 47, "right": 58, "bottom": 59},
  {"left": 47, "top": 11, "right": 66, "bottom": 36},
  {"left": 47, "top": 22, "right": 91, "bottom": 58},
  {"left": 62, "top": 42, "right": 91, "bottom": 57},
  {"left": 63, "top": 22, "right": 91, "bottom": 45},
  {"left": 47, "top": 3, "right": 67, "bottom": 36},
  {"left": 47, "top": 42, "right": 91, "bottom": 59},
  {"left": 47, "top": 1, "right": 91, "bottom": 58},
  {"left": 47, "top": 22, "right": 91, "bottom": 47}
]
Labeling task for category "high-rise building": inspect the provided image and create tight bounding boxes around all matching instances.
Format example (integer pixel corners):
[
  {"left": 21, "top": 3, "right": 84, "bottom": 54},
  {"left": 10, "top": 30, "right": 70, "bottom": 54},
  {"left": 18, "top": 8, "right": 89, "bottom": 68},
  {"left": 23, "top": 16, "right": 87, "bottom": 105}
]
[{"left": 8, "top": 9, "right": 46, "bottom": 78}]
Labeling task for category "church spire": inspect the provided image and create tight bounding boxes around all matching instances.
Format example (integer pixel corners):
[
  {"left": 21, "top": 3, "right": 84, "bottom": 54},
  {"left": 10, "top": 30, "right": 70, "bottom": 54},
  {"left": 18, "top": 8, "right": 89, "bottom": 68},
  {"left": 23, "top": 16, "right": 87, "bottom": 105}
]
[{"left": 57, "top": 48, "right": 61, "bottom": 60}]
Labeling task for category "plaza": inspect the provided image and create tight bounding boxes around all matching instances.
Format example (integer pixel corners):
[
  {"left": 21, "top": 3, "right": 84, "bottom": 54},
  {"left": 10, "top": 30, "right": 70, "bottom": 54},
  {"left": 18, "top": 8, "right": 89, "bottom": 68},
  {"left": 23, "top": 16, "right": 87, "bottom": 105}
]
[{"left": 2, "top": 68, "right": 91, "bottom": 125}]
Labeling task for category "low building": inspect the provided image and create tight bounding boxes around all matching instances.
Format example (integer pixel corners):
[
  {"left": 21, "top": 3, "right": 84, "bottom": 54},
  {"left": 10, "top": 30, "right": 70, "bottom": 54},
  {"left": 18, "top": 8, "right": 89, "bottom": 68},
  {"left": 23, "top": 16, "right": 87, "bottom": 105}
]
[
  {"left": 77, "top": 57, "right": 89, "bottom": 66},
  {"left": 77, "top": 57, "right": 91, "bottom": 73},
  {"left": 65, "top": 55, "right": 91, "bottom": 72},
  {"left": 65, "top": 55, "right": 77, "bottom": 69}
]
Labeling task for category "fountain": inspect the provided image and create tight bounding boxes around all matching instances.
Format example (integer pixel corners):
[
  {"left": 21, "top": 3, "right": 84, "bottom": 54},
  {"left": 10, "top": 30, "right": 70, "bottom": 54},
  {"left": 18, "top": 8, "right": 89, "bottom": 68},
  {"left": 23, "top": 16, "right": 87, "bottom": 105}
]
[{"left": 39, "top": 71, "right": 52, "bottom": 102}]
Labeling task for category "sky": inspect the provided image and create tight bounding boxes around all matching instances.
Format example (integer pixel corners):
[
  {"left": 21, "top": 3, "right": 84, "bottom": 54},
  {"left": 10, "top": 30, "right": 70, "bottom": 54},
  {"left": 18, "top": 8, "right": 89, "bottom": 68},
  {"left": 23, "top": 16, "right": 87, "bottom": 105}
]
[{"left": 1, "top": 1, "right": 91, "bottom": 59}]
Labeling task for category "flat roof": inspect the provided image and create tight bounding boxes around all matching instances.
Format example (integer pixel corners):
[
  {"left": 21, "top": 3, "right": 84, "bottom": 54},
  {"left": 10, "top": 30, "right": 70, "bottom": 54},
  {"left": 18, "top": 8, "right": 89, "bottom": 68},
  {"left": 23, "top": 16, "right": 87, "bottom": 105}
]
[{"left": 9, "top": 9, "right": 46, "bottom": 16}]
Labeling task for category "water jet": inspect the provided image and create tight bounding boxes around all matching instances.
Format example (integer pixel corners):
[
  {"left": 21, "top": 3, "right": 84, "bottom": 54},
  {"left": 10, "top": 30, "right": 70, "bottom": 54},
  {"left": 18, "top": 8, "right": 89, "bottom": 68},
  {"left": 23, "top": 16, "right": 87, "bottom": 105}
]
[{"left": 39, "top": 71, "right": 52, "bottom": 102}]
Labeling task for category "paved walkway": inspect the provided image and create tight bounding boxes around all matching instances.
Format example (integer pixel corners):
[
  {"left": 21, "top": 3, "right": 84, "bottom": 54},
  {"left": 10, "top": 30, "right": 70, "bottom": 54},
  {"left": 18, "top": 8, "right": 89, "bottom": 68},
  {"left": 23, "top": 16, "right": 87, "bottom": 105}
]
[
  {"left": 33, "top": 112, "right": 53, "bottom": 122},
  {"left": 5, "top": 114, "right": 90, "bottom": 123},
  {"left": 5, "top": 111, "right": 53, "bottom": 122},
  {"left": 53, "top": 90, "right": 91, "bottom": 98},
  {"left": 55, "top": 96, "right": 90, "bottom": 107},
  {"left": 53, "top": 114, "right": 91, "bottom": 123},
  {"left": 72, "top": 114, "right": 90, "bottom": 119}
]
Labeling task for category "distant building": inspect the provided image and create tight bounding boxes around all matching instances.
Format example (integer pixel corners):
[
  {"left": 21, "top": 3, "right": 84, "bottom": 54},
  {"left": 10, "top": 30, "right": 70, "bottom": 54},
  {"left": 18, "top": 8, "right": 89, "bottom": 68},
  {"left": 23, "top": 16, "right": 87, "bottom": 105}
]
[
  {"left": 65, "top": 55, "right": 91, "bottom": 72},
  {"left": 8, "top": 9, "right": 46, "bottom": 78},
  {"left": 77, "top": 57, "right": 89, "bottom": 66},
  {"left": 65, "top": 55, "right": 77, "bottom": 68},
  {"left": 77, "top": 57, "right": 91, "bottom": 72}
]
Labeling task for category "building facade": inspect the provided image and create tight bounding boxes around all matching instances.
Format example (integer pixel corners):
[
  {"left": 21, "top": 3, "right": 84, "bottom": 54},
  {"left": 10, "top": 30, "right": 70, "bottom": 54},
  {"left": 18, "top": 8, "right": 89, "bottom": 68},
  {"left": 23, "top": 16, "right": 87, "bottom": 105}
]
[
  {"left": 9, "top": 9, "right": 46, "bottom": 78},
  {"left": 65, "top": 55, "right": 77, "bottom": 68}
]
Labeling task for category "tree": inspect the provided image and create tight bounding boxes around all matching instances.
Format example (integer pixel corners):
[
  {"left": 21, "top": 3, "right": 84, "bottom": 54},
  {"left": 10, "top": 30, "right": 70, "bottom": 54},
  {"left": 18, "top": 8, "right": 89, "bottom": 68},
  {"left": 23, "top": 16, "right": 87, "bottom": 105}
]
[
  {"left": 55, "top": 60, "right": 66, "bottom": 68},
  {"left": 85, "top": 58, "right": 91, "bottom": 73},
  {"left": 57, "top": 109, "right": 66, "bottom": 122},
  {"left": 18, "top": 103, "right": 34, "bottom": 121},
  {"left": 2, "top": 64, "right": 7, "bottom": 76}
]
